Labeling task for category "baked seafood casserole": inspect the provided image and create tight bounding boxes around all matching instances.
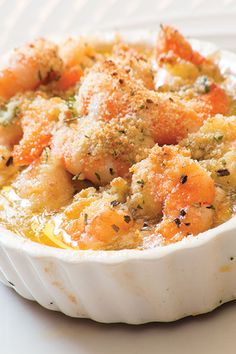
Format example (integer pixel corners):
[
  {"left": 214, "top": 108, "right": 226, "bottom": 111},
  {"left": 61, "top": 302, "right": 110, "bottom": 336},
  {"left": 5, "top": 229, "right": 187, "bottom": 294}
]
[{"left": 0, "top": 25, "right": 235, "bottom": 251}]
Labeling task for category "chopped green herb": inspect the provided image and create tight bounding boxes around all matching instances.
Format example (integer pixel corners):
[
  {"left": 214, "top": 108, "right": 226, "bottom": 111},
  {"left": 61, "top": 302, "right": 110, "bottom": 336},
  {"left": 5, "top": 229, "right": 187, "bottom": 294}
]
[
  {"left": 84, "top": 213, "right": 88, "bottom": 225},
  {"left": 65, "top": 96, "right": 78, "bottom": 118},
  {"left": 221, "top": 159, "right": 227, "bottom": 166},
  {"left": 213, "top": 134, "right": 224, "bottom": 143},
  {"left": 196, "top": 76, "right": 211, "bottom": 94},
  {"left": 139, "top": 104, "right": 146, "bottom": 110},
  {"left": 43, "top": 148, "right": 50, "bottom": 164},
  {"left": 0, "top": 99, "right": 21, "bottom": 126}
]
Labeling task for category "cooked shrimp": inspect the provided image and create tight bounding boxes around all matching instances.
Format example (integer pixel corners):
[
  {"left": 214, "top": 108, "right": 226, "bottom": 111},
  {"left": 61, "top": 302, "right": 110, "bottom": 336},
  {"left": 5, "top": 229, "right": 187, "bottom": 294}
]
[
  {"left": 56, "top": 37, "right": 100, "bottom": 90},
  {"left": 181, "top": 114, "right": 236, "bottom": 187},
  {"left": 13, "top": 95, "right": 66, "bottom": 166},
  {"left": 12, "top": 150, "right": 74, "bottom": 212},
  {"left": 154, "top": 25, "right": 222, "bottom": 91},
  {"left": 156, "top": 25, "right": 208, "bottom": 66},
  {"left": 54, "top": 177, "right": 139, "bottom": 250},
  {"left": 0, "top": 38, "right": 63, "bottom": 100},
  {"left": 52, "top": 115, "right": 154, "bottom": 185},
  {"left": 129, "top": 145, "right": 216, "bottom": 242},
  {"left": 77, "top": 58, "right": 228, "bottom": 142},
  {"left": 51, "top": 57, "right": 229, "bottom": 186}
]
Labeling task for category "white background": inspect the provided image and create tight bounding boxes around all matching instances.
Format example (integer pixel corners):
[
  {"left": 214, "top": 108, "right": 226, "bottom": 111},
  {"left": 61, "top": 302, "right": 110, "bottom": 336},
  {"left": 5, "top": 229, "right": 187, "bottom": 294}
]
[{"left": 1, "top": 0, "right": 236, "bottom": 353}]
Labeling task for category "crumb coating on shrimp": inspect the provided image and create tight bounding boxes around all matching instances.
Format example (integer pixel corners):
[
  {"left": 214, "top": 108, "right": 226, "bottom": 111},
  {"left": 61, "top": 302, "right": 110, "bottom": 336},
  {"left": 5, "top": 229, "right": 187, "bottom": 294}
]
[{"left": 0, "top": 25, "right": 234, "bottom": 250}]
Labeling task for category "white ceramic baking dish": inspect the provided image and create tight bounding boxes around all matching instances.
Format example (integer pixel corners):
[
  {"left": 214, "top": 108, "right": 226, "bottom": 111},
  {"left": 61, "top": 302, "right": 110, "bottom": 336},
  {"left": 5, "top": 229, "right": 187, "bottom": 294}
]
[{"left": 0, "top": 31, "right": 235, "bottom": 324}]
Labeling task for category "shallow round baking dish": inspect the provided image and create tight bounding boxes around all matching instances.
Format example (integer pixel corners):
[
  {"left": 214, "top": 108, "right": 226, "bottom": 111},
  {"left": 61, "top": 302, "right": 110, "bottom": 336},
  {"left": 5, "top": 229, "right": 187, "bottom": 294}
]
[{"left": 0, "top": 31, "right": 235, "bottom": 324}]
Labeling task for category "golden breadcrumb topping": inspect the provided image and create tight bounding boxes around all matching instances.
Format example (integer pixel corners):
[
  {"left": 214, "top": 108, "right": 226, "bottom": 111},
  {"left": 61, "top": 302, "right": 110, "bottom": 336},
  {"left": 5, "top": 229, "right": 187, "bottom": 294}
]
[{"left": 0, "top": 25, "right": 234, "bottom": 250}]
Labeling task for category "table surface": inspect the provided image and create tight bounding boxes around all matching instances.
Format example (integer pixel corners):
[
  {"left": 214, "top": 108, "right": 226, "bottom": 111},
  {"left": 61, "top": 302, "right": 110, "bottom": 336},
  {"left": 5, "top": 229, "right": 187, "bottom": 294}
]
[{"left": 1, "top": 282, "right": 236, "bottom": 354}]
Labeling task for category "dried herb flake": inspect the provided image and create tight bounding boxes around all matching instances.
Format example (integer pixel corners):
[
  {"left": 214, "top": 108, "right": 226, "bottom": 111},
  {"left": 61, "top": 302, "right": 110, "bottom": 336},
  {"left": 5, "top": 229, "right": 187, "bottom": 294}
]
[
  {"left": 112, "top": 224, "right": 120, "bottom": 233},
  {"left": 95, "top": 172, "right": 101, "bottom": 181},
  {"left": 174, "top": 218, "right": 181, "bottom": 228},
  {"left": 180, "top": 174, "right": 188, "bottom": 184},
  {"left": 111, "top": 200, "right": 120, "bottom": 207},
  {"left": 124, "top": 215, "right": 131, "bottom": 223},
  {"left": 216, "top": 169, "right": 230, "bottom": 177},
  {"left": 6, "top": 156, "right": 13, "bottom": 167}
]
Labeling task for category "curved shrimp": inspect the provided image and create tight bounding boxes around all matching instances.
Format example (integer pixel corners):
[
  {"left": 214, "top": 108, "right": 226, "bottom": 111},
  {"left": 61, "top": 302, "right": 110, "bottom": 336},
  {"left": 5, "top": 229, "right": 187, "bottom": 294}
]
[
  {"left": 12, "top": 95, "right": 66, "bottom": 166},
  {"left": 154, "top": 25, "right": 222, "bottom": 90},
  {"left": 52, "top": 115, "right": 154, "bottom": 185},
  {"left": 12, "top": 150, "right": 74, "bottom": 212},
  {"left": 0, "top": 38, "right": 63, "bottom": 100},
  {"left": 156, "top": 25, "right": 207, "bottom": 65},
  {"left": 181, "top": 114, "right": 236, "bottom": 187},
  {"left": 56, "top": 37, "right": 100, "bottom": 91},
  {"left": 52, "top": 57, "right": 229, "bottom": 185},
  {"left": 77, "top": 58, "right": 228, "bottom": 139},
  {"left": 129, "top": 145, "right": 216, "bottom": 243},
  {"left": 45, "top": 177, "right": 139, "bottom": 250}
]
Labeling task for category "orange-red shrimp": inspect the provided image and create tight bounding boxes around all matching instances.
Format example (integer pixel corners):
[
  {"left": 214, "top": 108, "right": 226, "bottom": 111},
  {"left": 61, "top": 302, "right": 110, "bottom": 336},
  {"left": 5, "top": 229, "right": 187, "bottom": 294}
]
[
  {"left": 56, "top": 38, "right": 99, "bottom": 91},
  {"left": 51, "top": 57, "right": 230, "bottom": 186},
  {"left": 13, "top": 151, "right": 74, "bottom": 211},
  {"left": 0, "top": 39, "right": 63, "bottom": 100},
  {"left": 129, "top": 145, "right": 216, "bottom": 243},
  {"left": 51, "top": 115, "right": 153, "bottom": 185},
  {"left": 12, "top": 96, "right": 63, "bottom": 166},
  {"left": 154, "top": 25, "right": 222, "bottom": 91},
  {"left": 185, "top": 83, "right": 229, "bottom": 117},
  {"left": 78, "top": 59, "right": 229, "bottom": 143},
  {"left": 156, "top": 25, "right": 208, "bottom": 66},
  {"left": 56, "top": 178, "right": 138, "bottom": 250}
]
